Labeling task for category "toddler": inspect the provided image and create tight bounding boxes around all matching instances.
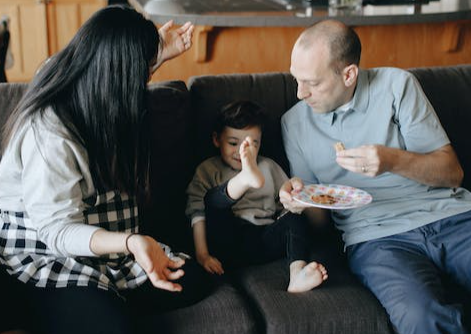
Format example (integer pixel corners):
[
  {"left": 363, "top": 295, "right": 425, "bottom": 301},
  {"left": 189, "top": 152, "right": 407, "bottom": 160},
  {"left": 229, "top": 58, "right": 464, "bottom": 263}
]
[{"left": 186, "top": 101, "right": 328, "bottom": 292}]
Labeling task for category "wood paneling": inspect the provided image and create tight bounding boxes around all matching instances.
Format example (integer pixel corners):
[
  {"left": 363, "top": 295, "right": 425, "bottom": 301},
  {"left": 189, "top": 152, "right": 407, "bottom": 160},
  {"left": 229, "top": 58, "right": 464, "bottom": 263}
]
[
  {"left": 0, "top": 0, "right": 48, "bottom": 81},
  {"left": 356, "top": 21, "right": 471, "bottom": 68},
  {"left": 151, "top": 21, "right": 471, "bottom": 83},
  {"left": 2, "top": 0, "right": 105, "bottom": 82},
  {"left": 47, "top": 0, "right": 107, "bottom": 55}
]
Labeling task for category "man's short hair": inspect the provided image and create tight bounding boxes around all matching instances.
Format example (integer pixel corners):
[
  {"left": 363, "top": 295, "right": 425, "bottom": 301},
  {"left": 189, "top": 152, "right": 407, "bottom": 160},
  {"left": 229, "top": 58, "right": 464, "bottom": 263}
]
[
  {"left": 329, "top": 25, "right": 361, "bottom": 68},
  {"left": 298, "top": 20, "right": 362, "bottom": 72}
]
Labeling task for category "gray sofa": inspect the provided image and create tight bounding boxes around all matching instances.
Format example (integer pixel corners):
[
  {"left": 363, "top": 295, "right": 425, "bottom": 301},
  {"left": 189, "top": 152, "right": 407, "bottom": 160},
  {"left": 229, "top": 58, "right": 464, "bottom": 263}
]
[{"left": 1, "top": 64, "right": 471, "bottom": 334}]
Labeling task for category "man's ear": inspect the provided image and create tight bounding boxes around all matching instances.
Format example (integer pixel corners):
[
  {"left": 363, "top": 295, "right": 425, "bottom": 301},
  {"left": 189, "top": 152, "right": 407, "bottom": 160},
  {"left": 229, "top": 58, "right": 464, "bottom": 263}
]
[
  {"left": 212, "top": 132, "right": 220, "bottom": 148},
  {"left": 343, "top": 64, "right": 359, "bottom": 88}
]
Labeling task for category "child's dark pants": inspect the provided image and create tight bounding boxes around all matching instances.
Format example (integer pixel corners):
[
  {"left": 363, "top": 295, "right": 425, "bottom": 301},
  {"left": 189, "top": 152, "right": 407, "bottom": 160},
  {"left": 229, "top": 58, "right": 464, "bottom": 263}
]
[{"left": 204, "top": 182, "right": 311, "bottom": 269}]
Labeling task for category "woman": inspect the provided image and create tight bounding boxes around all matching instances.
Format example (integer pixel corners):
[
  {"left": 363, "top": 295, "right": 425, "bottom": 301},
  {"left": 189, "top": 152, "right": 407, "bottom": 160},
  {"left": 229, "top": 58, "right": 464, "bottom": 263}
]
[{"left": 0, "top": 5, "right": 210, "bottom": 334}]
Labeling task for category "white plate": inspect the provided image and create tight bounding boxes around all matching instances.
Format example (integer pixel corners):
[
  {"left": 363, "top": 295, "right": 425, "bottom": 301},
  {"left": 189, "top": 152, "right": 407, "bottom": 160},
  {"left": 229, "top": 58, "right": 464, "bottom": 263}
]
[{"left": 292, "top": 184, "right": 372, "bottom": 210}]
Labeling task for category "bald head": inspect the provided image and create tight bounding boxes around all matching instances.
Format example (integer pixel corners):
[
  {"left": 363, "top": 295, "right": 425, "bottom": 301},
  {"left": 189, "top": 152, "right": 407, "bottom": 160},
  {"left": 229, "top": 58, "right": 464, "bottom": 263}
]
[{"left": 294, "top": 20, "right": 361, "bottom": 72}]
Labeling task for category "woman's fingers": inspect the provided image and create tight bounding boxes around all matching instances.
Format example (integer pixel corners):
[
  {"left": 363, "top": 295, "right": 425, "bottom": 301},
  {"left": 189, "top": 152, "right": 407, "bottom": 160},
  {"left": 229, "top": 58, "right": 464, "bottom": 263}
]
[
  {"left": 159, "top": 20, "right": 174, "bottom": 33},
  {"left": 178, "top": 21, "right": 193, "bottom": 34},
  {"left": 153, "top": 279, "right": 182, "bottom": 292},
  {"left": 168, "top": 257, "right": 185, "bottom": 269},
  {"left": 163, "top": 267, "right": 185, "bottom": 280},
  {"left": 147, "top": 266, "right": 184, "bottom": 291}
]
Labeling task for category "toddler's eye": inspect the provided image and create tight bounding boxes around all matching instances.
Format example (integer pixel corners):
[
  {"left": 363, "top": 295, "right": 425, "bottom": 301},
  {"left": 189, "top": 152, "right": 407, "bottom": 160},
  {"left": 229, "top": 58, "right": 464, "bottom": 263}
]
[{"left": 228, "top": 142, "right": 238, "bottom": 146}]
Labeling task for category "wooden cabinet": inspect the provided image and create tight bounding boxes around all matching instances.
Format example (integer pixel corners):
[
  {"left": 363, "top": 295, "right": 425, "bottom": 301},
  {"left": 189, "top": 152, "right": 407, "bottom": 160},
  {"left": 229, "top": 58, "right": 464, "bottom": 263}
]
[
  {"left": 0, "top": 0, "right": 106, "bottom": 82},
  {"left": 0, "top": 0, "right": 48, "bottom": 82},
  {"left": 152, "top": 21, "right": 471, "bottom": 83}
]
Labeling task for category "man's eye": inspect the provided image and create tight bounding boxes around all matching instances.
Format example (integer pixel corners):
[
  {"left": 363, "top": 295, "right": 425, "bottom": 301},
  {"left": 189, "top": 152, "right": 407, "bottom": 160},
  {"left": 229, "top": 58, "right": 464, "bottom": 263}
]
[{"left": 228, "top": 142, "right": 238, "bottom": 146}]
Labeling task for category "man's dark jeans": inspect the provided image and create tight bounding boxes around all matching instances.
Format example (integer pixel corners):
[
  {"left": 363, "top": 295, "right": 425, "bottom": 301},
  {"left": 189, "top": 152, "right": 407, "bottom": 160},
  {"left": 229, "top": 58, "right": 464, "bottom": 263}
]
[{"left": 348, "top": 210, "right": 471, "bottom": 334}]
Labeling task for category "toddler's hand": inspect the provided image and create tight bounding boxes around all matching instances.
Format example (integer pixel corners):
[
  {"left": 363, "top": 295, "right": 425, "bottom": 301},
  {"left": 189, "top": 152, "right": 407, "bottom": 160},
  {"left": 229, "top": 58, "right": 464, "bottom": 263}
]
[{"left": 198, "top": 253, "right": 224, "bottom": 275}]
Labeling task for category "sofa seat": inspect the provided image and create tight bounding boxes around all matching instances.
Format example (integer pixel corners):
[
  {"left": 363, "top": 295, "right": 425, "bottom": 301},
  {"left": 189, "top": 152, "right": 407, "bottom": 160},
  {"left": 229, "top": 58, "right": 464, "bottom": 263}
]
[
  {"left": 238, "top": 254, "right": 391, "bottom": 334},
  {"left": 153, "top": 282, "right": 259, "bottom": 334}
]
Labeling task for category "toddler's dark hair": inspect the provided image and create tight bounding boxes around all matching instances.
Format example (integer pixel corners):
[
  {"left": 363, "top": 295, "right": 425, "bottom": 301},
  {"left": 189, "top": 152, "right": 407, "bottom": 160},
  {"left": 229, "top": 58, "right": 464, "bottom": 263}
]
[{"left": 213, "top": 100, "right": 266, "bottom": 136}]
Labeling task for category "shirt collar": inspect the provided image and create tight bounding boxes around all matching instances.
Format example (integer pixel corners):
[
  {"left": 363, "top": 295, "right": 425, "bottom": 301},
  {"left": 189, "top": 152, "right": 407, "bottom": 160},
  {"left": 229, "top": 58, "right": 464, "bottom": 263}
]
[
  {"left": 325, "top": 69, "right": 370, "bottom": 126},
  {"left": 303, "top": 69, "right": 370, "bottom": 126},
  {"left": 351, "top": 69, "right": 370, "bottom": 115}
]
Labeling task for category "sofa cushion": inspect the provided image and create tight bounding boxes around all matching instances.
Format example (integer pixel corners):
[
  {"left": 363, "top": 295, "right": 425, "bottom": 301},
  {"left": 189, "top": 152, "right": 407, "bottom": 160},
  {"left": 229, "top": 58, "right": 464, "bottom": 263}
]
[
  {"left": 140, "top": 81, "right": 195, "bottom": 250},
  {"left": 147, "top": 282, "right": 259, "bottom": 334},
  {"left": 408, "top": 65, "right": 471, "bottom": 191},
  {"left": 236, "top": 233, "right": 392, "bottom": 334},
  {"left": 187, "top": 72, "right": 298, "bottom": 175}
]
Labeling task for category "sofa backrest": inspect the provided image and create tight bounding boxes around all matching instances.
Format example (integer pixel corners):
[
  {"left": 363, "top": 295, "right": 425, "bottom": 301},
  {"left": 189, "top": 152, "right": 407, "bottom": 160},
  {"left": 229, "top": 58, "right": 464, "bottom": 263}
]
[
  {"left": 187, "top": 72, "right": 298, "bottom": 175},
  {"left": 142, "top": 81, "right": 194, "bottom": 249},
  {"left": 408, "top": 65, "right": 471, "bottom": 191}
]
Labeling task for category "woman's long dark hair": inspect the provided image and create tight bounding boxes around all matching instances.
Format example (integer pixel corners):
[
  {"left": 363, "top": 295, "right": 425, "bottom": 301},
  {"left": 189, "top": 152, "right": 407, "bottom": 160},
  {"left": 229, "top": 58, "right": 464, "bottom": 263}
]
[{"left": 2, "top": 5, "right": 159, "bottom": 197}]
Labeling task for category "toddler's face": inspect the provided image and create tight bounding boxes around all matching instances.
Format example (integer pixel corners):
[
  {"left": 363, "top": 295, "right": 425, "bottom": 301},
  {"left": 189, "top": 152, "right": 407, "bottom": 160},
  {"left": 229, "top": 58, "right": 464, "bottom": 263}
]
[{"left": 213, "top": 125, "right": 262, "bottom": 170}]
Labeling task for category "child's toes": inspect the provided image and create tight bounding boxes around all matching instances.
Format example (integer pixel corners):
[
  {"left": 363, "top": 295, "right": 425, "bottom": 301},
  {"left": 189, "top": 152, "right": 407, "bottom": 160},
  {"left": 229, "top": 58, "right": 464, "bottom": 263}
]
[{"left": 306, "top": 261, "right": 319, "bottom": 271}]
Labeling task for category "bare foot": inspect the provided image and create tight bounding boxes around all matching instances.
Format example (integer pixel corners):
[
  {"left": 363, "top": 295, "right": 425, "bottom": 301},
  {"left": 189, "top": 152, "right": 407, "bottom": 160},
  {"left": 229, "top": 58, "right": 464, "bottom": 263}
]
[
  {"left": 239, "top": 136, "right": 265, "bottom": 189},
  {"left": 287, "top": 261, "right": 328, "bottom": 293}
]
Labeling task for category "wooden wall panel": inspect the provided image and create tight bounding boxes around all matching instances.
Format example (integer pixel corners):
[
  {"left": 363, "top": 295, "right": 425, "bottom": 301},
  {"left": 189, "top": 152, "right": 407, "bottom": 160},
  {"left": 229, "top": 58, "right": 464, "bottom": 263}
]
[
  {"left": 0, "top": 0, "right": 48, "bottom": 81},
  {"left": 152, "top": 21, "right": 471, "bottom": 83},
  {"left": 3, "top": 0, "right": 105, "bottom": 82}
]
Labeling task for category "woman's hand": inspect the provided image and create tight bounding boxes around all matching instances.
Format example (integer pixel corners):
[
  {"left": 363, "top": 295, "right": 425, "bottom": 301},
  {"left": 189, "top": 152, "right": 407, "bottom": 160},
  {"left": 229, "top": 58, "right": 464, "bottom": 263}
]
[
  {"left": 197, "top": 253, "right": 224, "bottom": 275},
  {"left": 155, "top": 20, "right": 194, "bottom": 70},
  {"left": 127, "top": 234, "right": 185, "bottom": 292},
  {"left": 279, "top": 177, "right": 309, "bottom": 214}
]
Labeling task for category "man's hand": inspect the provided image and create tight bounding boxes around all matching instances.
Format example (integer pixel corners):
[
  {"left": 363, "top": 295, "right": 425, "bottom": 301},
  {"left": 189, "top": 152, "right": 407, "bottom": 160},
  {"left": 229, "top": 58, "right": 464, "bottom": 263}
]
[
  {"left": 127, "top": 234, "right": 185, "bottom": 292},
  {"left": 279, "top": 177, "right": 310, "bottom": 214},
  {"left": 336, "top": 144, "right": 463, "bottom": 187},
  {"left": 154, "top": 20, "right": 194, "bottom": 71},
  {"left": 197, "top": 253, "right": 224, "bottom": 275},
  {"left": 335, "top": 144, "right": 392, "bottom": 177}
]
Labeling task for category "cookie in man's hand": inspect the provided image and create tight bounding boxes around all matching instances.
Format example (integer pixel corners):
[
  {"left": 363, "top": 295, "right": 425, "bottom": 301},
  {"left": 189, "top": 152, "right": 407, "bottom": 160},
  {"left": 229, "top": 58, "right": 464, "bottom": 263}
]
[{"left": 334, "top": 142, "right": 345, "bottom": 153}]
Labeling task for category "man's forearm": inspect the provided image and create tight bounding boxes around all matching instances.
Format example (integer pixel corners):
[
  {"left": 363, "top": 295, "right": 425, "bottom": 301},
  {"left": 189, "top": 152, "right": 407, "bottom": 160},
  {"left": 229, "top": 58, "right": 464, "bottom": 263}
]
[{"left": 390, "top": 145, "right": 463, "bottom": 188}]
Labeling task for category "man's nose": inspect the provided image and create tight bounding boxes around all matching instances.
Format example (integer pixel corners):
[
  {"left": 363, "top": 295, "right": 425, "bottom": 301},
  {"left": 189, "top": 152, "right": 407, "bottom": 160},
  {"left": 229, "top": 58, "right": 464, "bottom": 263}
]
[{"left": 297, "top": 82, "right": 309, "bottom": 100}]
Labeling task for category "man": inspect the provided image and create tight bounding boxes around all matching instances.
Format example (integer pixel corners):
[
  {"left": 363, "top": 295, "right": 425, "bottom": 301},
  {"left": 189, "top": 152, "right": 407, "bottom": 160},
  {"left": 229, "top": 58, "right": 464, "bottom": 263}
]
[{"left": 280, "top": 19, "right": 471, "bottom": 334}]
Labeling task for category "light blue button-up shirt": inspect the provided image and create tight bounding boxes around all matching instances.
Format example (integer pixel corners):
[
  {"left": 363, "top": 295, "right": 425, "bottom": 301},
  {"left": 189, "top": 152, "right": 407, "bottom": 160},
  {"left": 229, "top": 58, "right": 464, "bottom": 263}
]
[{"left": 282, "top": 67, "right": 471, "bottom": 247}]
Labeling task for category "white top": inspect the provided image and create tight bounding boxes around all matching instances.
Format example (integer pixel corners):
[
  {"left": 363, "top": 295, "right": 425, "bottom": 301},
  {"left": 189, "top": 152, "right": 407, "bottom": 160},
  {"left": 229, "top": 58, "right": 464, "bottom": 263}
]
[{"left": 0, "top": 108, "right": 99, "bottom": 257}]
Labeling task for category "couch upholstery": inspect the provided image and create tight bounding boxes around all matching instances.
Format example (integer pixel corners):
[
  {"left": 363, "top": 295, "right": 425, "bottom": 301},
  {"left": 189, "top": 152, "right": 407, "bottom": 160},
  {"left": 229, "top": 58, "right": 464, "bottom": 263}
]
[{"left": 1, "top": 64, "right": 470, "bottom": 334}]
